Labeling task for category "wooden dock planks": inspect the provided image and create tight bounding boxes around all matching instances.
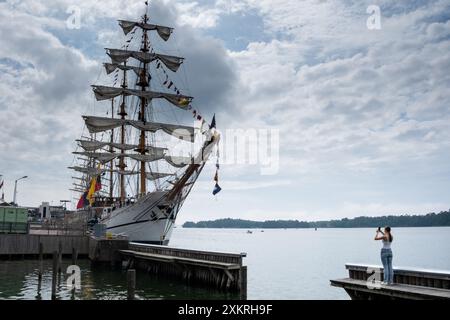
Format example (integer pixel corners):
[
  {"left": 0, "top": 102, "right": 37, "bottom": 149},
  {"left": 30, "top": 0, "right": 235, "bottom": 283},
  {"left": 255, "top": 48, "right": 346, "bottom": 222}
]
[
  {"left": 331, "top": 278, "right": 450, "bottom": 300},
  {"left": 119, "top": 249, "right": 242, "bottom": 270},
  {"left": 331, "top": 263, "right": 450, "bottom": 300}
]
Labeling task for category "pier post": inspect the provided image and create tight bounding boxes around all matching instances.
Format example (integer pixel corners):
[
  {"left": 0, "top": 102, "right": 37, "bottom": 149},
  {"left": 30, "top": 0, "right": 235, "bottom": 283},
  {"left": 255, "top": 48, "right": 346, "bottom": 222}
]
[
  {"left": 51, "top": 251, "right": 58, "bottom": 300},
  {"left": 58, "top": 241, "right": 62, "bottom": 274},
  {"left": 38, "top": 242, "right": 43, "bottom": 282},
  {"left": 127, "top": 269, "right": 136, "bottom": 300},
  {"left": 72, "top": 247, "right": 78, "bottom": 265},
  {"left": 239, "top": 266, "right": 247, "bottom": 300}
]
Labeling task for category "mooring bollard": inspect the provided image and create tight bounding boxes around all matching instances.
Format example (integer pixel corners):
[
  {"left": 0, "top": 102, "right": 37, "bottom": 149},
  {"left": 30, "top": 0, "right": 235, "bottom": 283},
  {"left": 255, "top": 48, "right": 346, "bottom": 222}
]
[
  {"left": 127, "top": 269, "right": 136, "bottom": 300},
  {"left": 51, "top": 251, "right": 58, "bottom": 300}
]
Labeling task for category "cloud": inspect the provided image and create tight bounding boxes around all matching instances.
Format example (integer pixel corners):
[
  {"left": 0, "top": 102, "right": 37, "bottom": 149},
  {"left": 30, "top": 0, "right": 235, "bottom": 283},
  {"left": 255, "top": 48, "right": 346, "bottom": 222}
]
[
  {"left": 225, "top": 0, "right": 450, "bottom": 176},
  {"left": 0, "top": 0, "right": 237, "bottom": 207}
]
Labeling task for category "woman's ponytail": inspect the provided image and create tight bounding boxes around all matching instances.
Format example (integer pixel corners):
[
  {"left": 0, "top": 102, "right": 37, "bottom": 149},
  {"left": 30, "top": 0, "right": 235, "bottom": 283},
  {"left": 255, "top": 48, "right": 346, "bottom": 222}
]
[{"left": 385, "top": 226, "right": 393, "bottom": 242}]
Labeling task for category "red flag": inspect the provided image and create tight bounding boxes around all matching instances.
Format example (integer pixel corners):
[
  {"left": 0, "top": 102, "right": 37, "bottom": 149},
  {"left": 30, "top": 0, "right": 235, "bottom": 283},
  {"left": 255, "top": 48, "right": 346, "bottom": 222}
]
[
  {"left": 76, "top": 191, "right": 88, "bottom": 209},
  {"left": 95, "top": 175, "right": 102, "bottom": 192}
]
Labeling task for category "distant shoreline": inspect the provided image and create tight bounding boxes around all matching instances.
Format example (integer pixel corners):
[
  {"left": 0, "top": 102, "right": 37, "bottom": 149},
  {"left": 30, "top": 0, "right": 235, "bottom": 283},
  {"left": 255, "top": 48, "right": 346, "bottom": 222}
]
[{"left": 182, "top": 211, "right": 450, "bottom": 229}]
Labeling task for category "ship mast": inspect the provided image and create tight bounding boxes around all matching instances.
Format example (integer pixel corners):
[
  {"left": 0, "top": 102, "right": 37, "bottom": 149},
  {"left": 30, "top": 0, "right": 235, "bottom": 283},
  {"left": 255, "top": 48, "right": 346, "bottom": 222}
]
[
  {"left": 109, "top": 99, "right": 114, "bottom": 200},
  {"left": 118, "top": 63, "right": 128, "bottom": 202},
  {"left": 138, "top": 13, "right": 150, "bottom": 197},
  {"left": 71, "top": 9, "right": 203, "bottom": 209}
]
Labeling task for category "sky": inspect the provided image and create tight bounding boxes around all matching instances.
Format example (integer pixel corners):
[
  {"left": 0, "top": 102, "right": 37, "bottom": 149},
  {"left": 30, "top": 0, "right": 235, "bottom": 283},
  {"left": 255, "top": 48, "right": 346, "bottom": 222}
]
[{"left": 0, "top": 0, "right": 449, "bottom": 223}]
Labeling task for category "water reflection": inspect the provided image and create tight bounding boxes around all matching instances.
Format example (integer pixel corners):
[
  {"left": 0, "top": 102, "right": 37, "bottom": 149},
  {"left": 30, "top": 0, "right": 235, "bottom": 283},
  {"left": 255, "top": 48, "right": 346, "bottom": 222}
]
[{"left": 0, "top": 259, "right": 237, "bottom": 300}]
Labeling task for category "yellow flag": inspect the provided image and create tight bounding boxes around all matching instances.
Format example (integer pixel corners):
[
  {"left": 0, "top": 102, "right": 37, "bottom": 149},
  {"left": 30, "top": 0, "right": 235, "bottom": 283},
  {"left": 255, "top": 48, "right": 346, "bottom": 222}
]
[
  {"left": 87, "top": 177, "right": 97, "bottom": 205},
  {"left": 87, "top": 165, "right": 101, "bottom": 205},
  {"left": 178, "top": 98, "right": 190, "bottom": 107}
]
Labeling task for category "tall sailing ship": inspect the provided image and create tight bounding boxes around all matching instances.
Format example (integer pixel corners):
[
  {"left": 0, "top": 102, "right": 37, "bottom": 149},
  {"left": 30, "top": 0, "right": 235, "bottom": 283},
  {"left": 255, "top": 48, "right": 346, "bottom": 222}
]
[{"left": 69, "top": 5, "right": 221, "bottom": 244}]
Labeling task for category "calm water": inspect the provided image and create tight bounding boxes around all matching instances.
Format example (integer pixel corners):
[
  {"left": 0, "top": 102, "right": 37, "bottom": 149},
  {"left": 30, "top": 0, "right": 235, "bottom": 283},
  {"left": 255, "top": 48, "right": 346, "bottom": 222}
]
[{"left": 1, "top": 227, "right": 449, "bottom": 300}]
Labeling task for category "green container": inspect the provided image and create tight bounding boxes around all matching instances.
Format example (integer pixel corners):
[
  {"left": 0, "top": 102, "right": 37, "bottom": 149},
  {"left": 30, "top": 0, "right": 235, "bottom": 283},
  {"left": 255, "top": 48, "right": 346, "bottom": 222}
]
[
  {"left": 0, "top": 207, "right": 29, "bottom": 233},
  {"left": 16, "top": 208, "right": 28, "bottom": 223},
  {"left": 4, "top": 208, "right": 16, "bottom": 223}
]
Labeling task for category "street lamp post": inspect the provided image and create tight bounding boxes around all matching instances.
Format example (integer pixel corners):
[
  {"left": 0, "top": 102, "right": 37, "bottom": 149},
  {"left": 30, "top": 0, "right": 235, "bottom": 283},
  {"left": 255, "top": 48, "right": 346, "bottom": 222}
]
[{"left": 13, "top": 176, "right": 28, "bottom": 206}]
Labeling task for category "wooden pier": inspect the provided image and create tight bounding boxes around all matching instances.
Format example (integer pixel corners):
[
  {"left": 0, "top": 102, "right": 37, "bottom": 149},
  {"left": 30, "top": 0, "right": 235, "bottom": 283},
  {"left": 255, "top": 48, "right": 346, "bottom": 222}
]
[
  {"left": 120, "top": 243, "right": 247, "bottom": 299},
  {"left": 0, "top": 234, "right": 89, "bottom": 258},
  {"left": 0, "top": 233, "right": 247, "bottom": 299},
  {"left": 331, "top": 263, "right": 450, "bottom": 300}
]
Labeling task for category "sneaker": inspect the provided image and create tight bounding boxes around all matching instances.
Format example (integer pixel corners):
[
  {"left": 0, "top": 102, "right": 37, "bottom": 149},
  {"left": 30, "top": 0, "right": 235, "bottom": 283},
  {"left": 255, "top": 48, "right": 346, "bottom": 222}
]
[{"left": 380, "top": 281, "right": 388, "bottom": 285}]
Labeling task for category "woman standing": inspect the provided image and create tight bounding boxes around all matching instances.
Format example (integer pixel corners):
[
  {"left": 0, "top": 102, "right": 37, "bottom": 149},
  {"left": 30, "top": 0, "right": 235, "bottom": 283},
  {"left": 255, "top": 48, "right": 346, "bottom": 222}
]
[{"left": 375, "top": 226, "right": 394, "bottom": 285}]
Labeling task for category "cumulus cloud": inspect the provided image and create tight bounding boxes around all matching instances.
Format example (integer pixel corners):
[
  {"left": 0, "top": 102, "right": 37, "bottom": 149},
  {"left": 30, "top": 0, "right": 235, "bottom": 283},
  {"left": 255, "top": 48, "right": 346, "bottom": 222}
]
[{"left": 179, "top": 0, "right": 450, "bottom": 222}]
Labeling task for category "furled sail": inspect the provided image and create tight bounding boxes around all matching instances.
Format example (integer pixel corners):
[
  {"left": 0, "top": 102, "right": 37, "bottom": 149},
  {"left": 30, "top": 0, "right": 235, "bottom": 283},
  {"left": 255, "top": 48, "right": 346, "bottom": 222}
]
[
  {"left": 72, "top": 152, "right": 118, "bottom": 163},
  {"left": 106, "top": 49, "right": 184, "bottom": 72},
  {"left": 103, "top": 63, "right": 144, "bottom": 76},
  {"left": 129, "top": 119, "right": 194, "bottom": 142},
  {"left": 146, "top": 172, "right": 174, "bottom": 180},
  {"left": 127, "top": 154, "right": 165, "bottom": 162},
  {"left": 72, "top": 151, "right": 189, "bottom": 168},
  {"left": 92, "top": 85, "right": 192, "bottom": 109},
  {"left": 83, "top": 116, "right": 195, "bottom": 142},
  {"left": 76, "top": 139, "right": 167, "bottom": 153},
  {"left": 118, "top": 20, "right": 173, "bottom": 41},
  {"left": 164, "top": 156, "right": 192, "bottom": 168},
  {"left": 73, "top": 151, "right": 166, "bottom": 163},
  {"left": 112, "top": 170, "right": 174, "bottom": 180},
  {"left": 68, "top": 166, "right": 104, "bottom": 175}
]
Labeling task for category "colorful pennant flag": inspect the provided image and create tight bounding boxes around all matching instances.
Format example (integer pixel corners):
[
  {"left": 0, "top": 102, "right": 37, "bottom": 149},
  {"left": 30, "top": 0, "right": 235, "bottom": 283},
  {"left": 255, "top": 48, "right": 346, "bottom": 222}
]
[
  {"left": 213, "top": 183, "right": 222, "bottom": 196},
  {"left": 178, "top": 98, "right": 190, "bottom": 107},
  {"left": 210, "top": 114, "right": 216, "bottom": 129}
]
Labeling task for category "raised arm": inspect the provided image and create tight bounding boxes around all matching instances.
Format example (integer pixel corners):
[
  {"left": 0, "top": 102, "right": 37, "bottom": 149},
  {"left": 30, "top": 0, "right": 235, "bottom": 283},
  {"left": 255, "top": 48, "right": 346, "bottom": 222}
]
[{"left": 374, "top": 231, "right": 386, "bottom": 241}]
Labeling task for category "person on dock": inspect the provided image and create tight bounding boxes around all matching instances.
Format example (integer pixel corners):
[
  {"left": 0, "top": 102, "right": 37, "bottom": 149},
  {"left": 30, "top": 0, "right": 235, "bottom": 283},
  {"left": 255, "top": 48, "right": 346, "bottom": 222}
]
[{"left": 375, "top": 226, "right": 394, "bottom": 285}]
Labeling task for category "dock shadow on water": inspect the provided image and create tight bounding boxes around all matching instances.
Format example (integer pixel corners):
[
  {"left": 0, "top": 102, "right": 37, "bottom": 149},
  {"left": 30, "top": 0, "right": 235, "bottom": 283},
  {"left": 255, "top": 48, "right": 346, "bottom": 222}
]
[{"left": 0, "top": 259, "right": 238, "bottom": 300}]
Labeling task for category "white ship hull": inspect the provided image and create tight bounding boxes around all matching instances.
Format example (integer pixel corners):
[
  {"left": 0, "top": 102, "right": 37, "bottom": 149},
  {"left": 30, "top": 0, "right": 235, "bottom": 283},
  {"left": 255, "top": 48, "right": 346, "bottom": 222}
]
[{"left": 100, "top": 190, "right": 177, "bottom": 244}]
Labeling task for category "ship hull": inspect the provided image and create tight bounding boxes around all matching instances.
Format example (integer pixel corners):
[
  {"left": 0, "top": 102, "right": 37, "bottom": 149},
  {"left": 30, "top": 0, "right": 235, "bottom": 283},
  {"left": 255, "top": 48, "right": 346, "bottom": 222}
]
[
  {"left": 106, "top": 218, "right": 174, "bottom": 244},
  {"left": 100, "top": 190, "right": 177, "bottom": 244}
]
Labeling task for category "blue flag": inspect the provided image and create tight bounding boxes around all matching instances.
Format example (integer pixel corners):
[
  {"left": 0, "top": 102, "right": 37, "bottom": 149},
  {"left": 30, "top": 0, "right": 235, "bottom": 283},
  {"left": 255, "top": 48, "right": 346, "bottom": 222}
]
[
  {"left": 210, "top": 114, "right": 216, "bottom": 129},
  {"left": 213, "top": 183, "right": 222, "bottom": 196}
]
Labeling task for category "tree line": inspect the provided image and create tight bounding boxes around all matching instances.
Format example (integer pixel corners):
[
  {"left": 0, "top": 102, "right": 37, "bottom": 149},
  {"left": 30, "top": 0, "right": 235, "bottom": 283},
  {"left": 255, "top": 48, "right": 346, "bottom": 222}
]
[{"left": 182, "top": 211, "right": 450, "bottom": 229}]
